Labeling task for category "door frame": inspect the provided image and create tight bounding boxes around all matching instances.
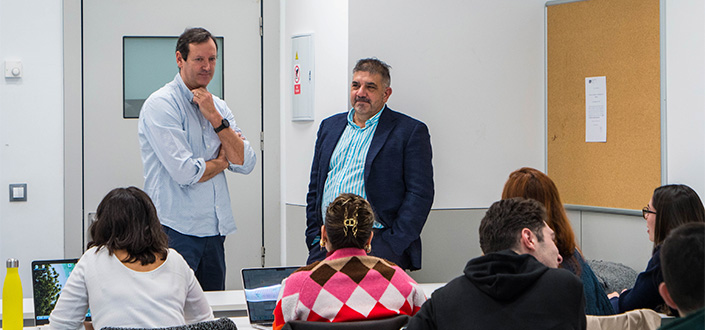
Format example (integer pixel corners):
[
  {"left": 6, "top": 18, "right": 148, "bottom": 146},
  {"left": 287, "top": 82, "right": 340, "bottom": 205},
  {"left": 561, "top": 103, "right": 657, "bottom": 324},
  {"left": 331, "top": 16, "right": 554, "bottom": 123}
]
[{"left": 62, "top": 0, "right": 282, "bottom": 270}]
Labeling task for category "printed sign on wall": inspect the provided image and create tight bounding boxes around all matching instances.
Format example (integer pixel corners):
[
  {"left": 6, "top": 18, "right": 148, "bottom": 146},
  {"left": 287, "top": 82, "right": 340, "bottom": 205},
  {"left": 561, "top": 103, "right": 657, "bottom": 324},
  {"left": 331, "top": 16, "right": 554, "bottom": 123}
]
[{"left": 292, "top": 34, "right": 314, "bottom": 121}]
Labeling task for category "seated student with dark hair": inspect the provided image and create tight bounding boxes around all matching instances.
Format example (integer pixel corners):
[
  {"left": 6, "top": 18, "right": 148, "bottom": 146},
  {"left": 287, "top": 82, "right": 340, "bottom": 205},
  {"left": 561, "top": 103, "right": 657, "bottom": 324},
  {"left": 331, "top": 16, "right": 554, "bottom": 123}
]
[
  {"left": 406, "top": 197, "right": 586, "bottom": 330},
  {"left": 610, "top": 184, "right": 705, "bottom": 314},
  {"left": 273, "top": 193, "right": 426, "bottom": 330},
  {"left": 657, "top": 222, "right": 705, "bottom": 330},
  {"left": 48, "top": 187, "right": 213, "bottom": 330}
]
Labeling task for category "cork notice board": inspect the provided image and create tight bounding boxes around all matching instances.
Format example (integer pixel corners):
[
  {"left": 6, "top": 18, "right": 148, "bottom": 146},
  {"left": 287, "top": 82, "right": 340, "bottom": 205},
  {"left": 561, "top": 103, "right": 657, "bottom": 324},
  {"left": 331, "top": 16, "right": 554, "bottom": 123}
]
[{"left": 546, "top": 0, "right": 661, "bottom": 210}]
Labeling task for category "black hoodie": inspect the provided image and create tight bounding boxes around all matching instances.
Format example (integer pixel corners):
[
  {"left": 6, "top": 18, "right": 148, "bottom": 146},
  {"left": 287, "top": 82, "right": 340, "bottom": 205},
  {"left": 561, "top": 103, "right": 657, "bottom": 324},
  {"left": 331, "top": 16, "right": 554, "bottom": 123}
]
[{"left": 407, "top": 250, "right": 587, "bottom": 330}]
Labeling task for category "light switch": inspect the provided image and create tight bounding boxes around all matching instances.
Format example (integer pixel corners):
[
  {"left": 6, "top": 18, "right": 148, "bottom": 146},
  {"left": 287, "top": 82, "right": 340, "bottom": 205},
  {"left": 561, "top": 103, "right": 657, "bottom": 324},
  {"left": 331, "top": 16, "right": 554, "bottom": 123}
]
[
  {"left": 9, "top": 183, "right": 27, "bottom": 202},
  {"left": 5, "top": 60, "right": 23, "bottom": 78}
]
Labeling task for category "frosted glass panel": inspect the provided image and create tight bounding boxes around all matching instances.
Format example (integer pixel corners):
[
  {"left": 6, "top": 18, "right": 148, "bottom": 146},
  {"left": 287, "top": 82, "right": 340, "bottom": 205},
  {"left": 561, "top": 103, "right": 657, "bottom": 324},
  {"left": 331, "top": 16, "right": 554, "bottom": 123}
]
[{"left": 123, "top": 36, "right": 224, "bottom": 118}]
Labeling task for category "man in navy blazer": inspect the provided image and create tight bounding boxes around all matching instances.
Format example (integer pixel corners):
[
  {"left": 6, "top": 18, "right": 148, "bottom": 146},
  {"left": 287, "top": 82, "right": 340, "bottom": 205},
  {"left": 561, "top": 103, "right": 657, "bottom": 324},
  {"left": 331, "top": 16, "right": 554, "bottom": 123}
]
[{"left": 305, "top": 58, "right": 434, "bottom": 270}]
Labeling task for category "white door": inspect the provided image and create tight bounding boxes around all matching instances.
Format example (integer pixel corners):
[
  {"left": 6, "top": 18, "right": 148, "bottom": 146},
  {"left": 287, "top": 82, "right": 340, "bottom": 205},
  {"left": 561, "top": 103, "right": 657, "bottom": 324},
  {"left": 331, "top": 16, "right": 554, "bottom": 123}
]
[{"left": 82, "top": 1, "right": 262, "bottom": 289}]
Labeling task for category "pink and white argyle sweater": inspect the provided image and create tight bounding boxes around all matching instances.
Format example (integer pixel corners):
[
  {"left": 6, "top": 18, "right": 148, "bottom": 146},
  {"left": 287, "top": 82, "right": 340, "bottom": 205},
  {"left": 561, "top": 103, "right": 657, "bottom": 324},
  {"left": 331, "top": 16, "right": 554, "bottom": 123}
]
[{"left": 273, "top": 248, "right": 426, "bottom": 330}]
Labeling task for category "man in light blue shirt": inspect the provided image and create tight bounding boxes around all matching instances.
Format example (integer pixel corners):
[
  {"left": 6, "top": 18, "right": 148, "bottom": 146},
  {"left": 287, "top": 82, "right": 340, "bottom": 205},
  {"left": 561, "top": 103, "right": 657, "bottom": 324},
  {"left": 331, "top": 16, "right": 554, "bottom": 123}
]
[{"left": 138, "top": 27, "right": 256, "bottom": 290}]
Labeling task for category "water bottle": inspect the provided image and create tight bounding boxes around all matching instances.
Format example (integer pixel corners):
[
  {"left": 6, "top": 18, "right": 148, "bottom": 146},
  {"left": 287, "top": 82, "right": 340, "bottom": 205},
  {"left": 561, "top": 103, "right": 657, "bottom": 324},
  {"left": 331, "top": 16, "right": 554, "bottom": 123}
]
[{"left": 2, "top": 258, "right": 23, "bottom": 330}]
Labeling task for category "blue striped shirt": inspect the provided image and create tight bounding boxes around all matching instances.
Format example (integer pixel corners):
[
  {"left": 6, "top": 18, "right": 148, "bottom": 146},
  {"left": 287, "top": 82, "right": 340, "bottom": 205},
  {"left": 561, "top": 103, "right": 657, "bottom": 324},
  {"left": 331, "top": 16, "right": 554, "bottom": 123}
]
[{"left": 321, "top": 107, "right": 385, "bottom": 226}]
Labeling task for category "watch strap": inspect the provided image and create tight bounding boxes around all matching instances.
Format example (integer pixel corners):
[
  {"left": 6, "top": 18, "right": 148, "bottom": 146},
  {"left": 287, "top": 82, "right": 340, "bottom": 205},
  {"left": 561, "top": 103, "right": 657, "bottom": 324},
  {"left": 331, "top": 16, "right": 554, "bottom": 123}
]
[{"left": 214, "top": 119, "right": 229, "bottom": 133}]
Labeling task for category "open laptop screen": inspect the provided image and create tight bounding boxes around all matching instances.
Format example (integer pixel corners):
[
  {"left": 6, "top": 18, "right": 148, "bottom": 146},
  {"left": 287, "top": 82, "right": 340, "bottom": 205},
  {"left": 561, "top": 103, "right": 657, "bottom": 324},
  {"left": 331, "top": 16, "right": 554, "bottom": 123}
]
[
  {"left": 241, "top": 266, "right": 300, "bottom": 324},
  {"left": 31, "top": 259, "right": 91, "bottom": 325}
]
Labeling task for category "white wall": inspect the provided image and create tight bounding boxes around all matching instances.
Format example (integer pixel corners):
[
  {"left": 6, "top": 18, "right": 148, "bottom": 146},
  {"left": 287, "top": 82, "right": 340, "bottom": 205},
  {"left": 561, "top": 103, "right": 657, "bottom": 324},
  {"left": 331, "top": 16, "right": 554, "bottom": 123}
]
[
  {"left": 282, "top": 0, "right": 349, "bottom": 207},
  {"left": 281, "top": 0, "right": 349, "bottom": 263},
  {"left": 348, "top": 0, "right": 546, "bottom": 208},
  {"left": 665, "top": 0, "right": 705, "bottom": 195},
  {"left": 578, "top": 212, "right": 653, "bottom": 272},
  {"left": 0, "top": 0, "right": 64, "bottom": 296}
]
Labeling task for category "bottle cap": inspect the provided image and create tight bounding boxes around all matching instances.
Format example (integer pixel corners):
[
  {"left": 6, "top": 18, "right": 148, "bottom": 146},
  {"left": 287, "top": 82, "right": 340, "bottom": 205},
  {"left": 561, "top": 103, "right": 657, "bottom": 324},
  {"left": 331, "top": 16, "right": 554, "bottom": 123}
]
[{"left": 6, "top": 258, "right": 19, "bottom": 268}]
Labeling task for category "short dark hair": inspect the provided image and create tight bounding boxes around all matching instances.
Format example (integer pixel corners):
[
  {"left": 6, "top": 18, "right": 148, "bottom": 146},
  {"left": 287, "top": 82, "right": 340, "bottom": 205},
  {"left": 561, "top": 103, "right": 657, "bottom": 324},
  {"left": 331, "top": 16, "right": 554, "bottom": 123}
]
[
  {"left": 353, "top": 58, "right": 391, "bottom": 88},
  {"left": 176, "top": 27, "right": 218, "bottom": 61},
  {"left": 325, "top": 193, "right": 375, "bottom": 251},
  {"left": 88, "top": 187, "right": 168, "bottom": 265},
  {"left": 479, "top": 198, "right": 546, "bottom": 254},
  {"left": 652, "top": 184, "right": 705, "bottom": 247},
  {"left": 660, "top": 222, "right": 705, "bottom": 314}
]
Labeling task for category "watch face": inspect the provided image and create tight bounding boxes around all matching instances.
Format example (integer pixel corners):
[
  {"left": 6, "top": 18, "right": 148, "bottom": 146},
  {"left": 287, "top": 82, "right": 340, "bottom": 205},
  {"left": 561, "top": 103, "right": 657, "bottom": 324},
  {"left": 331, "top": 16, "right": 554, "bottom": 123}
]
[{"left": 215, "top": 119, "right": 230, "bottom": 133}]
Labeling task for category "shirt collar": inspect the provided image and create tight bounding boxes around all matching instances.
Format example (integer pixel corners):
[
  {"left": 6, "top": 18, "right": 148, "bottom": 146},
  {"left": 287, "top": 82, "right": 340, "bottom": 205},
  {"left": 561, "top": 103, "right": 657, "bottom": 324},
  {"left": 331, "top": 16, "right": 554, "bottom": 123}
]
[
  {"left": 347, "top": 105, "right": 386, "bottom": 129},
  {"left": 326, "top": 247, "right": 368, "bottom": 260}
]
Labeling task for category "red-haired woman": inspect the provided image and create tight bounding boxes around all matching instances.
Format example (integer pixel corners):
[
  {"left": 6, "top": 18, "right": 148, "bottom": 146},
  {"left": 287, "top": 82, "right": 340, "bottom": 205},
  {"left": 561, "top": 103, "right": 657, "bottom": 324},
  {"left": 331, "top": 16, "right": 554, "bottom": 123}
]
[{"left": 502, "top": 167, "right": 614, "bottom": 315}]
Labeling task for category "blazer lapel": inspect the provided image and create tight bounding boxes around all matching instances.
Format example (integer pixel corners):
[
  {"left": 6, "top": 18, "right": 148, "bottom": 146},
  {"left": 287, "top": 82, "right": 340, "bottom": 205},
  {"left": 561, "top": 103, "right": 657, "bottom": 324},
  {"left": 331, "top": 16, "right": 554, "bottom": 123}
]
[{"left": 365, "top": 107, "right": 398, "bottom": 182}]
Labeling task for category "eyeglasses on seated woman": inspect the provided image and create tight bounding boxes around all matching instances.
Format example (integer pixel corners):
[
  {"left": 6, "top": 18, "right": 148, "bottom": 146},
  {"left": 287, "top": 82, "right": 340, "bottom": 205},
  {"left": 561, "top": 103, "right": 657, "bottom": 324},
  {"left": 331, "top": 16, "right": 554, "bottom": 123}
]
[{"left": 609, "top": 184, "right": 705, "bottom": 314}]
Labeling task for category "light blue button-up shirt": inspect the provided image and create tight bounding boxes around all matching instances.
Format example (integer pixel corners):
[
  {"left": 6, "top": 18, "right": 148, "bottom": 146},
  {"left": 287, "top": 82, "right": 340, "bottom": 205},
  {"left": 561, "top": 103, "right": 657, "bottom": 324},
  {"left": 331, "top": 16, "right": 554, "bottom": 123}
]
[
  {"left": 321, "top": 107, "right": 384, "bottom": 225},
  {"left": 138, "top": 73, "right": 256, "bottom": 237}
]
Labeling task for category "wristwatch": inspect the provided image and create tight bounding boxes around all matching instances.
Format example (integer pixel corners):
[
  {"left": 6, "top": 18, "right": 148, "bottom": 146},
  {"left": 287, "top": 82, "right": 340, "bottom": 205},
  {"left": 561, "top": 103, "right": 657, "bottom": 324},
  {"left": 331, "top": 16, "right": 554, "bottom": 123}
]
[{"left": 214, "top": 118, "right": 230, "bottom": 133}]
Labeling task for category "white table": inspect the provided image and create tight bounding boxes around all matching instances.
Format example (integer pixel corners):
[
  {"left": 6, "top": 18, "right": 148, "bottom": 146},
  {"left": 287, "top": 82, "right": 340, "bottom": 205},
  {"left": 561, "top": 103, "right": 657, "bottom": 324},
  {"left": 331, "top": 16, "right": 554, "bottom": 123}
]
[
  {"left": 0, "top": 317, "right": 254, "bottom": 330},
  {"left": 0, "top": 298, "right": 35, "bottom": 320},
  {"left": 1, "top": 283, "right": 446, "bottom": 324},
  {"left": 230, "top": 316, "right": 255, "bottom": 330},
  {"left": 203, "top": 290, "right": 247, "bottom": 318},
  {"left": 418, "top": 283, "right": 445, "bottom": 296},
  {"left": 0, "top": 292, "right": 247, "bottom": 320}
]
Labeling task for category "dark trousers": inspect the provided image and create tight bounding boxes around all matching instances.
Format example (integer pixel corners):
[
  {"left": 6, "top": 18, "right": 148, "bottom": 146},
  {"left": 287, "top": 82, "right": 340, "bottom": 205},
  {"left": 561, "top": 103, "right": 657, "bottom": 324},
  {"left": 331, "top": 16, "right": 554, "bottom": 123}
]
[{"left": 162, "top": 225, "right": 226, "bottom": 291}]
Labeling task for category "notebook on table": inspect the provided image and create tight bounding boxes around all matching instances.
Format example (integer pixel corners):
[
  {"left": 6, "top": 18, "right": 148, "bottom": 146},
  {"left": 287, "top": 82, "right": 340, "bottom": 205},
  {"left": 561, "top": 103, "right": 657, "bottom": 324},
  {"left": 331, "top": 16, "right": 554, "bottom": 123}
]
[
  {"left": 31, "top": 259, "right": 91, "bottom": 326},
  {"left": 241, "top": 266, "right": 300, "bottom": 330}
]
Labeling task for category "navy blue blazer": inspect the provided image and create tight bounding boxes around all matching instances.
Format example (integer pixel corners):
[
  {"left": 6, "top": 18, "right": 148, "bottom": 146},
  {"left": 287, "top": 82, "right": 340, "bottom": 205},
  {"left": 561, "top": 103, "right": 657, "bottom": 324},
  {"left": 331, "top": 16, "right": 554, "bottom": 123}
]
[{"left": 305, "top": 107, "right": 434, "bottom": 270}]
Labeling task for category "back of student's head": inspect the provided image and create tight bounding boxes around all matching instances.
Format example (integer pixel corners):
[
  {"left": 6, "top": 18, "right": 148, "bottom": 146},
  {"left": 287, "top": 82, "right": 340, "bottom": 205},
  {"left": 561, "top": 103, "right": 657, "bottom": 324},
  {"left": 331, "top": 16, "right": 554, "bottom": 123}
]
[
  {"left": 479, "top": 197, "right": 546, "bottom": 254},
  {"left": 325, "top": 193, "right": 375, "bottom": 251},
  {"left": 660, "top": 222, "right": 705, "bottom": 315},
  {"left": 652, "top": 184, "right": 705, "bottom": 246},
  {"left": 501, "top": 167, "right": 577, "bottom": 260},
  {"left": 88, "top": 186, "right": 168, "bottom": 265}
]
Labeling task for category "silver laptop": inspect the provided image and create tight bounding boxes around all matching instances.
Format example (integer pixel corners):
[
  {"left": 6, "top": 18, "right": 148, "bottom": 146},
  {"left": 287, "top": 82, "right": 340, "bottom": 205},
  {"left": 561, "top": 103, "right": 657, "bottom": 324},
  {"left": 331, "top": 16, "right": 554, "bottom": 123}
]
[
  {"left": 31, "top": 259, "right": 91, "bottom": 326},
  {"left": 241, "top": 266, "right": 300, "bottom": 330}
]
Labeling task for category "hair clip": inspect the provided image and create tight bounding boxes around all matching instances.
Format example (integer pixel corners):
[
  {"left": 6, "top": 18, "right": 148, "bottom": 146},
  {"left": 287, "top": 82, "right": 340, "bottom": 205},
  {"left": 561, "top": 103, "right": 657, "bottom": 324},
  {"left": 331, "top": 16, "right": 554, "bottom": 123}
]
[
  {"left": 342, "top": 199, "right": 359, "bottom": 237},
  {"left": 343, "top": 218, "right": 358, "bottom": 237}
]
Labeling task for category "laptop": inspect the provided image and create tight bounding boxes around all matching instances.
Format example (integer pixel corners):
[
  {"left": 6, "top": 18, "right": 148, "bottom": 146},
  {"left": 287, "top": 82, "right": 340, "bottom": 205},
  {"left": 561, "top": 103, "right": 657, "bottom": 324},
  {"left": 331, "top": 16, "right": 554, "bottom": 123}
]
[
  {"left": 241, "top": 266, "right": 301, "bottom": 330},
  {"left": 31, "top": 259, "right": 91, "bottom": 326}
]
